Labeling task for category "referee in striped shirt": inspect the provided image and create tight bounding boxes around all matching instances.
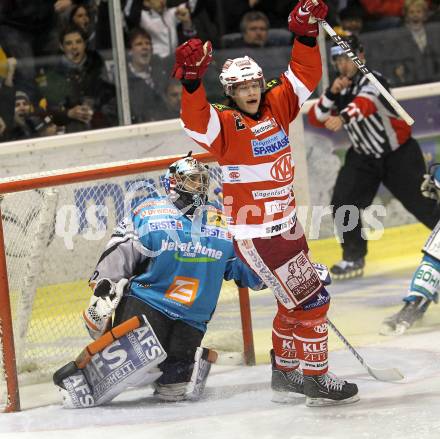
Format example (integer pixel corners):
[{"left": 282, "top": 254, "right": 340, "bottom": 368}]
[{"left": 308, "top": 34, "right": 440, "bottom": 279}]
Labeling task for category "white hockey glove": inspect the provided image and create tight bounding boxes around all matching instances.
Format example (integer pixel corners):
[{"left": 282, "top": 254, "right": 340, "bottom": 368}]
[{"left": 83, "top": 278, "right": 128, "bottom": 340}]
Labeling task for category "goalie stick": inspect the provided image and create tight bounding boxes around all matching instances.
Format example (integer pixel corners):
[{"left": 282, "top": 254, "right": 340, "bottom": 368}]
[
  {"left": 328, "top": 318, "right": 404, "bottom": 382},
  {"left": 311, "top": 8, "right": 414, "bottom": 126}
]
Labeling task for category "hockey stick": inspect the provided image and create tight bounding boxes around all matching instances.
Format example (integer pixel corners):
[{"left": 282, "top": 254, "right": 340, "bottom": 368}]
[
  {"left": 328, "top": 318, "right": 404, "bottom": 382},
  {"left": 317, "top": 19, "right": 415, "bottom": 126}
]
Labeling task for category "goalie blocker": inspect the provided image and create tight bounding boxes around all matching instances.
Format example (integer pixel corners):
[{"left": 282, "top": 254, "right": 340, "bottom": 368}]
[{"left": 53, "top": 315, "right": 217, "bottom": 408}]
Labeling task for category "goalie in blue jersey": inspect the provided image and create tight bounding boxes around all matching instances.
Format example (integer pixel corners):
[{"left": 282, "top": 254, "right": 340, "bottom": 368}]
[
  {"left": 53, "top": 153, "right": 265, "bottom": 408},
  {"left": 381, "top": 163, "right": 440, "bottom": 335}
]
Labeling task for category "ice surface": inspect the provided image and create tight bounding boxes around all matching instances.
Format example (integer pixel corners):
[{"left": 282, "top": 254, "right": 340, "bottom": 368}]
[{"left": 2, "top": 272, "right": 440, "bottom": 439}]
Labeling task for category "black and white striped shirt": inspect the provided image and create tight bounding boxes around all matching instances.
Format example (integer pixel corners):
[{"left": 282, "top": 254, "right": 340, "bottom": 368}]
[{"left": 312, "top": 71, "right": 411, "bottom": 158}]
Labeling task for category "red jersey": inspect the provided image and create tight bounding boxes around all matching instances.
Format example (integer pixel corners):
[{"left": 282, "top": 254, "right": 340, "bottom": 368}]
[{"left": 181, "top": 40, "right": 322, "bottom": 239}]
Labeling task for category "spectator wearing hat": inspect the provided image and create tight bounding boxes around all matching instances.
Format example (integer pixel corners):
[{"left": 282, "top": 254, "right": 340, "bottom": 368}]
[{"left": 10, "top": 90, "right": 33, "bottom": 140}]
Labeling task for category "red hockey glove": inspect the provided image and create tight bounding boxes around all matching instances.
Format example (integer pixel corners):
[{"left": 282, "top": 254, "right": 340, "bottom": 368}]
[
  {"left": 288, "top": 0, "right": 328, "bottom": 37},
  {"left": 172, "top": 39, "right": 213, "bottom": 80}
]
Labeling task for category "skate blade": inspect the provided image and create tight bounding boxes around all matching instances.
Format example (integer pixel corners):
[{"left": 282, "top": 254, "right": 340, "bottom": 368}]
[
  {"left": 271, "top": 390, "right": 304, "bottom": 404},
  {"left": 306, "top": 394, "right": 360, "bottom": 407},
  {"left": 331, "top": 269, "right": 364, "bottom": 281}
]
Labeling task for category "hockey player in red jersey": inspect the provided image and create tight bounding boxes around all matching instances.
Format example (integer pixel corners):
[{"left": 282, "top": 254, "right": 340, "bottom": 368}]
[{"left": 172, "top": 0, "right": 359, "bottom": 406}]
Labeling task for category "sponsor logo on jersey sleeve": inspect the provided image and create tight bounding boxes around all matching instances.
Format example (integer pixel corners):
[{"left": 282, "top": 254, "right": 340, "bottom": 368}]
[
  {"left": 265, "top": 78, "right": 282, "bottom": 90},
  {"left": 165, "top": 276, "right": 199, "bottom": 305},
  {"left": 212, "top": 103, "right": 233, "bottom": 112}
]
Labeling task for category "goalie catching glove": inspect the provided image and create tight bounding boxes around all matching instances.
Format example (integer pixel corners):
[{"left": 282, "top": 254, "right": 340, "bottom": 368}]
[{"left": 83, "top": 278, "right": 128, "bottom": 339}]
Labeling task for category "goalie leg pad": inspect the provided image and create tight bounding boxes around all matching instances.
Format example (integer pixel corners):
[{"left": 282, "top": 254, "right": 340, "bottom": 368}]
[
  {"left": 54, "top": 362, "right": 95, "bottom": 409},
  {"left": 54, "top": 315, "right": 167, "bottom": 408}
]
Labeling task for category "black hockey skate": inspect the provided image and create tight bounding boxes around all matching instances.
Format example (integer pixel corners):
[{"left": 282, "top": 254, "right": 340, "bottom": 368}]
[
  {"left": 304, "top": 373, "right": 359, "bottom": 407},
  {"left": 380, "top": 296, "right": 431, "bottom": 336},
  {"left": 330, "top": 258, "right": 365, "bottom": 280},
  {"left": 270, "top": 350, "right": 304, "bottom": 403}
]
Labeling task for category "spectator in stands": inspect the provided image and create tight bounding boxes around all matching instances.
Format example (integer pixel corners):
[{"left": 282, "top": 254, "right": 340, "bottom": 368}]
[
  {"left": 337, "top": 4, "right": 365, "bottom": 36},
  {"left": 223, "top": 11, "right": 291, "bottom": 48},
  {"left": 391, "top": 0, "right": 440, "bottom": 85},
  {"left": 0, "top": 117, "right": 6, "bottom": 140},
  {"left": 428, "top": 0, "right": 440, "bottom": 21},
  {"left": 0, "top": 52, "right": 17, "bottom": 141},
  {"left": 167, "top": 0, "right": 221, "bottom": 48},
  {"left": 126, "top": 27, "right": 171, "bottom": 123},
  {"left": 405, "top": 0, "right": 430, "bottom": 51},
  {"left": 0, "top": 0, "right": 85, "bottom": 95},
  {"left": 225, "top": 11, "right": 269, "bottom": 48},
  {"left": 124, "top": 0, "right": 197, "bottom": 59},
  {"left": 69, "top": 4, "right": 96, "bottom": 50},
  {"left": 156, "top": 78, "right": 182, "bottom": 119},
  {"left": 359, "top": 0, "right": 404, "bottom": 31},
  {"left": 10, "top": 90, "right": 33, "bottom": 140},
  {"left": 37, "top": 25, "right": 116, "bottom": 133}
]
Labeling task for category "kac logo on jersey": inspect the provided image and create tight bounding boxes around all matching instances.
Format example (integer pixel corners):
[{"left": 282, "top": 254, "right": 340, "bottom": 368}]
[
  {"left": 251, "top": 131, "right": 289, "bottom": 157},
  {"left": 270, "top": 153, "right": 292, "bottom": 182},
  {"left": 165, "top": 276, "right": 199, "bottom": 305},
  {"left": 225, "top": 166, "right": 241, "bottom": 182}
]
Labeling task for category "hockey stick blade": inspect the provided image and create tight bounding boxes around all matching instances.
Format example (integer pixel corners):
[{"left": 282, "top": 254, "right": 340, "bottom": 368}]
[
  {"left": 328, "top": 319, "right": 404, "bottom": 382},
  {"left": 365, "top": 364, "right": 404, "bottom": 382}
]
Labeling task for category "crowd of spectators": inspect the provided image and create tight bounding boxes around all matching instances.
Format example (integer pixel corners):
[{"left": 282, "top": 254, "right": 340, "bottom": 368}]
[{"left": 0, "top": 0, "right": 439, "bottom": 143}]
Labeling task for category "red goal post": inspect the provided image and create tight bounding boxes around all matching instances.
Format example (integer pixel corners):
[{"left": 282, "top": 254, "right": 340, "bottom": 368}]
[{"left": 0, "top": 152, "right": 255, "bottom": 413}]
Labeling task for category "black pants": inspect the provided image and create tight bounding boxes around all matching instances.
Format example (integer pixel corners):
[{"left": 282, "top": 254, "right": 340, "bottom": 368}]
[
  {"left": 331, "top": 138, "right": 440, "bottom": 261},
  {"left": 114, "top": 295, "right": 204, "bottom": 382}
]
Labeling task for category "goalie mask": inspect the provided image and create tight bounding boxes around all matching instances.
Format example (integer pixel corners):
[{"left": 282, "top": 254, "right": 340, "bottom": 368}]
[
  {"left": 219, "top": 56, "right": 265, "bottom": 97},
  {"left": 164, "top": 153, "right": 210, "bottom": 215}
]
